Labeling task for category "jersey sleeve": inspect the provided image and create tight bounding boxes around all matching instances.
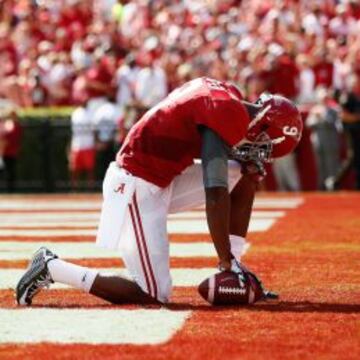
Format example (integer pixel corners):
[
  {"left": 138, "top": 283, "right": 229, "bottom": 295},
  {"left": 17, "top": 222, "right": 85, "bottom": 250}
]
[{"left": 195, "top": 98, "right": 250, "bottom": 147}]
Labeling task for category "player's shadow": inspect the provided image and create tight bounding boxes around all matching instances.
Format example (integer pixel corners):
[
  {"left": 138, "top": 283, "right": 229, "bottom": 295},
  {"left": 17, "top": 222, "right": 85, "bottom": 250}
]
[
  {"left": 31, "top": 300, "right": 360, "bottom": 314},
  {"left": 166, "top": 301, "right": 360, "bottom": 314}
]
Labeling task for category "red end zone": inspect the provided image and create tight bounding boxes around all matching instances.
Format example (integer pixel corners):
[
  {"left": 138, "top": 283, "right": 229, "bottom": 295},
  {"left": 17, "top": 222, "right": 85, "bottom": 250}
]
[{"left": 0, "top": 193, "right": 359, "bottom": 360}]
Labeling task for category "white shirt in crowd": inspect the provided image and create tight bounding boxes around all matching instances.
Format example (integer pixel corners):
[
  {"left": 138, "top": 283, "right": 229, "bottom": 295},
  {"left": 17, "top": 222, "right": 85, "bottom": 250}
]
[
  {"left": 92, "top": 101, "right": 124, "bottom": 143},
  {"left": 333, "top": 58, "right": 352, "bottom": 91},
  {"left": 45, "top": 62, "right": 73, "bottom": 98},
  {"left": 115, "top": 64, "right": 140, "bottom": 107},
  {"left": 298, "top": 68, "right": 315, "bottom": 103},
  {"left": 70, "top": 107, "right": 95, "bottom": 151},
  {"left": 301, "top": 13, "right": 325, "bottom": 36},
  {"left": 135, "top": 66, "right": 168, "bottom": 108}
]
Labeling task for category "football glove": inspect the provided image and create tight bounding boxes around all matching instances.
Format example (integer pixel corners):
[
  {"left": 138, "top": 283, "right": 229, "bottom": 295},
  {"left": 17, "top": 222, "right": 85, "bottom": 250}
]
[
  {"left": 240, "top": 159, "right": 267, "bottom": 182},
  {"left": 218, "top": 258, "right": 247, "bottom": 288}
]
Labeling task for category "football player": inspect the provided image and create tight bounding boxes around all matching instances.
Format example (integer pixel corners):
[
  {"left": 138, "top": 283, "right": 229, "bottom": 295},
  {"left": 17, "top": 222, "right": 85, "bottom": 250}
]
[{"left": 16, "top": 77, "right": 302, "bottom": 306}]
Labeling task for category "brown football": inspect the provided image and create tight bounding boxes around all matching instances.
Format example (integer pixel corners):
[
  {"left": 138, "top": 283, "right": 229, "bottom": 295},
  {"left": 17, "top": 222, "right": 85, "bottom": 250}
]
[{"left": 198, "top": 271, "right": 263, "bottom": 305}]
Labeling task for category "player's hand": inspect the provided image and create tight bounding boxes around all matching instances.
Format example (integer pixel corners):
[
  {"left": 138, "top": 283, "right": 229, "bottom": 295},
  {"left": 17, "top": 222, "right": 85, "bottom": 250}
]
[
  {"left": 241, "top": 159, "right": 267, "bottom": 182},
  {"left": 218, "top": 258, "right": 246, "bottom": 288}
]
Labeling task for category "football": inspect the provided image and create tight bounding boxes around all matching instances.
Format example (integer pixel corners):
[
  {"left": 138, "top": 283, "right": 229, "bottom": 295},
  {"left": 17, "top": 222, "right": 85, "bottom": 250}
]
[{"left": 198, "top": 271, "right": 264, "bottom": 305}]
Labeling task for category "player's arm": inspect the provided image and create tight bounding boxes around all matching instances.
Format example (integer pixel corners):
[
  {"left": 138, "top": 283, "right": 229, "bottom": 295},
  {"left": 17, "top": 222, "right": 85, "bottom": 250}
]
[
  {"left": 200, "top": 127, "right": 232, "bottom": 270},
  {"left": 229, "top": 173, "right": 256, "bottom": 237}
]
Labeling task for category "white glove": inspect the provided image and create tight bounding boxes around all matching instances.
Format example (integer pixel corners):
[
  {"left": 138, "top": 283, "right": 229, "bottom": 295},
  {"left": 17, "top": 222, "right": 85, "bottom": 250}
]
[
  {"left": 230, "top": 234, "right": 250, "bottom": 259},
  {"left": 219, "top": 258, "right": 246, "bottom": 288}
]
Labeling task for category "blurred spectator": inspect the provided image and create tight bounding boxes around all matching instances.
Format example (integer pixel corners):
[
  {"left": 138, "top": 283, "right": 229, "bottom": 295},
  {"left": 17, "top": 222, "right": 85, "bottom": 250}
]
[
  {"left": 2, "top": 0, "right": 360, "bottom": 190},
  {"left": 92, "top": 94, "right": 124, "bottom": 181},
  {"left": 335, "top": 73, "right": 360, "bottom": 190},
  {"left": 0, "top": 0, "right": 359, "bottom": 113},
  {"left": 68, "top": 103, "right": 95, "bottom": 191},
  {"left": 329, "top": 4, "right": 356, "bottom": 37},
  {"left": 84, "top": 53, "right": 117, "bottom": 105},
  {"left": 307, "top": 87, "right": 341, "bottom": 189},
  {"left": 0, "top": 101, "right": 22, "bottom": 192},
  {"left": 115, "top": 54, "right": 139, "bottom": 108},
  {"left": 272, "top": 154, "right": 301, "bottom": 192},
  {"left": 44, "top": 52, "right": 74, "bottom": 105},
  {"left": 134, "top": 54, "right": 168, "bottom": 110},
  {"left": 268, "top": 52, "right": 299, "bottom": 100},
  {"left": 297, "top": 54, "right": 315, "bottom": 104},
  {"left": 333, "top": 47, "right": 352, "bottom": 96},
  {"left": 312, "top": 50, "right": 334, "bottom": 89}
]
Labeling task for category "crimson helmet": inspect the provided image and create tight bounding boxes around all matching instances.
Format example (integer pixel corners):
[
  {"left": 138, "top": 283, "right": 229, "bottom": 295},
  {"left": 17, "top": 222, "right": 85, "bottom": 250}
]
[{"left": 246, "top": 93, "right": 303, "bottom": 159}]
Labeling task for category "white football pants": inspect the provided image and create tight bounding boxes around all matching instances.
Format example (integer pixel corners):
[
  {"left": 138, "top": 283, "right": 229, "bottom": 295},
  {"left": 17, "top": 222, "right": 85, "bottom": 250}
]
[{"left": 96, "top": 160, "right": 242, "bottom": 302}]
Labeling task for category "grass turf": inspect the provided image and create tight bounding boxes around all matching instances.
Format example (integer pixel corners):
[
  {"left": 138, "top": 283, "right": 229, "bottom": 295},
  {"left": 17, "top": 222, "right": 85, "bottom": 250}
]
[{"left": 0, "top": 193, "right": 359, "bottom": 359}]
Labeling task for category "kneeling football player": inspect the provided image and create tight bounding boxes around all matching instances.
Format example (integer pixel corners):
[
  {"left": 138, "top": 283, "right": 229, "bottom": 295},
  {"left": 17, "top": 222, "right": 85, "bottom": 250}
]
[{"left": 16, "top": 78, "right": 302, "bottom": 306}]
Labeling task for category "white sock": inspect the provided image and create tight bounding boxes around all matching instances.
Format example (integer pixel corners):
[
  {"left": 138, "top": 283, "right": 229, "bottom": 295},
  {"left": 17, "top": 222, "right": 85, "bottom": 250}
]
[
  {"left": 47, "top": 259, "right": 98, "bottom": 292},
  {"left": 230, "top": 234, "right": 250, "bottom": 260}
]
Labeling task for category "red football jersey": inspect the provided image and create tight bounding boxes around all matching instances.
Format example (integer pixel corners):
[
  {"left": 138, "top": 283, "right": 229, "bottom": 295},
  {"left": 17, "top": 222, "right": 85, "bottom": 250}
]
[{"left": 117, "top": 77, "right": 250, "bottom": 187}]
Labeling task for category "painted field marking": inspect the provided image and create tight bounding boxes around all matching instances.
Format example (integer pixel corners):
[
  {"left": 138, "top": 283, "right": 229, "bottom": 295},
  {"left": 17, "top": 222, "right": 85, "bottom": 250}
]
[
  {"left": 0, "top": 268, "right": 216, "bottom": 289},
  {"left": 0, "top": 241, "right": 219, "bottom": 260},
  {"left": 0, "top": 198, "right": 303, "bottom": 210},
  {"left": 0, "top": 210, "right": 285, "bottom": 225},
  {"left": 0, "top": 218, "right": 276, "bottom": 235},
  {"left": 169, "top": 211, "right": 285, "bottom": 219},
  {"left": 0, "top": 309, "right": 191, "bottom": 345},
  {"left": 167, "top": 218, "right": 275, "bottom": 234},
  {"left": 0, "top": 201, "right": 101, "bottom": 211},
  {"left": 253, "top": 198, "right": 303, "bottom": 208},
  {"left": 0, "top": 213, "right": 101, "bottom": 222}
]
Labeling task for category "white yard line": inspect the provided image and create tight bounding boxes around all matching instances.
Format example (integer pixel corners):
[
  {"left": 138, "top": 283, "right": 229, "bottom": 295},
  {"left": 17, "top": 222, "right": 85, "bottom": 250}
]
[
  {"left": 0, "top": 241, "right": 219, "bottom": 260},
  {"left": 168, "top": 210, "right": 285, "bottom": 219},
  {"left": 0, "top": 218, "right": 276, "bottom": 235},
  {"left": 0, "top": 198, "right": 303, "bottom": 210},
  {"left": 0, "top": 309, "right": 191, "bottom": 345},
  {"left": 1, "top": 268, "right": 216, "bottom": 289},
  {"left": 0, "top": 222, "right": 98, "bottom": 228},
  {"left": 167, "top": 218, "right": 276, "bottom": 234},
  {"left": 0, "top": 213, "right": 101, "bottom": 221},
  {"left": 0, "top": 201, "right": 101, "bottom": 210},
  {"left": 253, "top": 198, "right": 303, "bottom": 208},
  {"left": 0, "top": 210, "right": 284, "bottom": 224}
]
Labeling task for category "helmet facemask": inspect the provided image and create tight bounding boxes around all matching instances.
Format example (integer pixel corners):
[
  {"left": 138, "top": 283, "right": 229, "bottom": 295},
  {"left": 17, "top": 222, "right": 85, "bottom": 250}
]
[{"left": 230, "top": 132, "right": 273, "bottom": 164}]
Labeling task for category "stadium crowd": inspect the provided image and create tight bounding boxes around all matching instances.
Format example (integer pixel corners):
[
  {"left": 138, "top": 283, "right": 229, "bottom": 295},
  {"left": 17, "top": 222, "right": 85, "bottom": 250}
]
[{"left": 0, "top": 0, "right": 360, "bottom": 191}]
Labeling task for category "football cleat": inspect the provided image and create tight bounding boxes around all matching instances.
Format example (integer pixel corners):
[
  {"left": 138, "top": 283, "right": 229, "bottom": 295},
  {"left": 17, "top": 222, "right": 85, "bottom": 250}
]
[
  {"left": 263, "top": 290, "right": 279, "bottom": 300},
  {"left": 15, "top": 247, "right": 57, "bottom": 306}
]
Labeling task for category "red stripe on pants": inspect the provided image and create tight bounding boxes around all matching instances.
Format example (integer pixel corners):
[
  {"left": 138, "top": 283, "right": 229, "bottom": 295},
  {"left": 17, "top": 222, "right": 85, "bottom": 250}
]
[
  {"left": 128, "top": 203, "right": 152, "bottom": 296},
  {"left": 132, "top": 192, "right": 158, "bottom": 300}
]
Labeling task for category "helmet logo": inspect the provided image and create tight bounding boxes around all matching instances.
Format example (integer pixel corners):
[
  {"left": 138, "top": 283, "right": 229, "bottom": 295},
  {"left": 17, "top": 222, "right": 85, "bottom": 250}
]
[
  {"left": 248, "top": 105, "right": 272, "bottom": 130},
  {"left": 271, "top": 136, "right": 286, "bottom": 145},
  {"left": 283, "top": 126, "right": 299, "bottom": 137}
]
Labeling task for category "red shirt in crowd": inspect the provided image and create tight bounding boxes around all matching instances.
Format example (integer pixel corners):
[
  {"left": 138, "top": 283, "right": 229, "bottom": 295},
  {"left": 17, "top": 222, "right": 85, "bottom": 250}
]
[
  {"left": 85, "top": 59, "right": 114, "bottom": 99},
  {"left": 117, "top": 77, "right": 249, "bottom": 187},
  {"left": 0, "top": 119, "right": 22, "bottom": 158},
  {"left": 268, "top": 55, "right": 299, "bottom": 99},
  {"left": 313, "top": 61, "right": 334, "bottom": 88}
]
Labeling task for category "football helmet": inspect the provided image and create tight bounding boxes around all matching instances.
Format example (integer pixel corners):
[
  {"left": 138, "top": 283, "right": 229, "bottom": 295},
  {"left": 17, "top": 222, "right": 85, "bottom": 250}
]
[{"left": 246, "top": 93, "right": 303, "bottom": 158}]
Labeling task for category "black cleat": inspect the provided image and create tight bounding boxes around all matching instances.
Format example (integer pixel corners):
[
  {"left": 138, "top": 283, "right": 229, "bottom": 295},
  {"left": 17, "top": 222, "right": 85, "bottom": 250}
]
[
  {"left": 15, "top": 247, "right": 57, "bottom": 306},
  {"left": 263, "top": 290, "right": 279, "bottom": 301}
]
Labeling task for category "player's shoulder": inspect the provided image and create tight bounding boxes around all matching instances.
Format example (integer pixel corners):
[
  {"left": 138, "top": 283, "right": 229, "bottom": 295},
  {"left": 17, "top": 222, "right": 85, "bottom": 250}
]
[{"left": 202, "top": 77, "right": 244, "bottom": 102}]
